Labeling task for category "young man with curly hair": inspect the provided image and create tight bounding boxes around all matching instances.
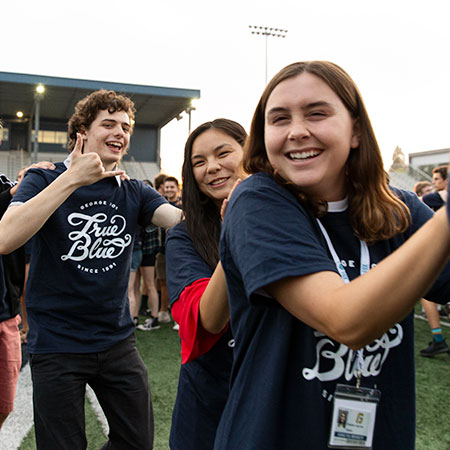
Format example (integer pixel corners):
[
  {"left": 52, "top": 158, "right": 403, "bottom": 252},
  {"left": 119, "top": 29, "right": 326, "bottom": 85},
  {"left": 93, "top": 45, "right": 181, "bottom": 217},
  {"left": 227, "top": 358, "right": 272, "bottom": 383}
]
[{"left": 0, "top": 91, "right": 182, "bottom": 449}]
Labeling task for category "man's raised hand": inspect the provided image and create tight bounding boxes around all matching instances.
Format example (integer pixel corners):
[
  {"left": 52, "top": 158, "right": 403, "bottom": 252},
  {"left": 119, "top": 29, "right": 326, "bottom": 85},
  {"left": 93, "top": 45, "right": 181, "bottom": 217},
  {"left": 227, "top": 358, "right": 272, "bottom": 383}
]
[{"left": 68, "top": 133, "right": 124, "bottom": 187}]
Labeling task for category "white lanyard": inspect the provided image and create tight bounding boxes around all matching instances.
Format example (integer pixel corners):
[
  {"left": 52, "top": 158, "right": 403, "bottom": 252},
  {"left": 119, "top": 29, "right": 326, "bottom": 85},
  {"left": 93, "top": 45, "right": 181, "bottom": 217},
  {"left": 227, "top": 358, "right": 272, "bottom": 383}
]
[
  {"left": 316, "top": 219, "right": 370, "bottom": 387},
  {"left": 316, "top": 219, "right": 370, "bottom": 281}
]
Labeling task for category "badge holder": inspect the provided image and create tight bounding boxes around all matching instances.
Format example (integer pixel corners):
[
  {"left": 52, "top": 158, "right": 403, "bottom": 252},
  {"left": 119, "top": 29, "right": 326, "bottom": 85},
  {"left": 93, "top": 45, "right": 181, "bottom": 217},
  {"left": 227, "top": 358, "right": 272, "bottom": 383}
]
[
  {"left": 317, "top": 220, "right": 382, "bottom": 448},
  {"left": 328, "top": 383, "right": 381, "bottom": 449}
]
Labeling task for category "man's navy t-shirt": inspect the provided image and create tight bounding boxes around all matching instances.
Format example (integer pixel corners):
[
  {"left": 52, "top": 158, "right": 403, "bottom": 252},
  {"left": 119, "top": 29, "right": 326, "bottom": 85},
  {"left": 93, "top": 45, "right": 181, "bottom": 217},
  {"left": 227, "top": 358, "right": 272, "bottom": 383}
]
[{"left": 12, "top": 161, "right": 166, "bottom": 354}]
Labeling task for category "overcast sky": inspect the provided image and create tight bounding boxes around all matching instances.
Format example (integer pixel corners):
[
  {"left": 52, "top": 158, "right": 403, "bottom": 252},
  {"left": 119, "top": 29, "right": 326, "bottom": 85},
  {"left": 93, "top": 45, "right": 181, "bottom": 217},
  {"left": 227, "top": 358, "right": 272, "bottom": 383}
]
[{"left": 3, "top": 0, "right": 450, "bottom": 179}]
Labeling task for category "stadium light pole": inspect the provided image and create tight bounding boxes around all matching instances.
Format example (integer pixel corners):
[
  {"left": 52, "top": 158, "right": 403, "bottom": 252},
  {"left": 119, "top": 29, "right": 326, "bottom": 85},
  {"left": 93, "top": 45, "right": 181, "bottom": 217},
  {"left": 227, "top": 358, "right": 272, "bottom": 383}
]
[
  {"left": 185, "top": 98, "right": 199, "bottom": 135},
  {"left": 33, "top": 84, "right": 45, "bottom": 163},
  {"left": 249, "top": 25, "right": 288, "bottom": 84}
]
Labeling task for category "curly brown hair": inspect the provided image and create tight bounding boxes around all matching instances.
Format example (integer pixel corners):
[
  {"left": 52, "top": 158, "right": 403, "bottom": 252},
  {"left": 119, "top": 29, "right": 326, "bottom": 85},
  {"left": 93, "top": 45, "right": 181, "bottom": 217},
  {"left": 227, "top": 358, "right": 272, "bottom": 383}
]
[
  {"left": 244, "top": 61, "right": 411, "bottom": 244},
  {"left": 67, "top": 90, "right": 135, "bottom": 151}
]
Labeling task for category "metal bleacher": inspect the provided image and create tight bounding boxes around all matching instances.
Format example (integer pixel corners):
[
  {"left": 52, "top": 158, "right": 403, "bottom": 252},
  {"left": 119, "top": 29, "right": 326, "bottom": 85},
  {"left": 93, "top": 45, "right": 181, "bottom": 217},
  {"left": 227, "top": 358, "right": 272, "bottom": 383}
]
[
  {"left": 387, "top": 165, "right": 432, "bottom": 192},
  {"left": 0, "top": 150, "right": 160, "bottom": 183},
  {"left": 0, "top": 149, "right": 33, "bottom": 180},
  {"left": 1, "top": 148, "right": 431, "bottom": 192}
]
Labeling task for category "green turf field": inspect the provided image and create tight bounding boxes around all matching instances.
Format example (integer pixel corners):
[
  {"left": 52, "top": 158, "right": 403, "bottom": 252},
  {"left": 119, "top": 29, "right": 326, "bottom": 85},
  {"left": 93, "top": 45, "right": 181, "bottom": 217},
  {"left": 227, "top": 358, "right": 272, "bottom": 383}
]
[{"left": 18, "top": 313, "right": 450, "bottom": 450}]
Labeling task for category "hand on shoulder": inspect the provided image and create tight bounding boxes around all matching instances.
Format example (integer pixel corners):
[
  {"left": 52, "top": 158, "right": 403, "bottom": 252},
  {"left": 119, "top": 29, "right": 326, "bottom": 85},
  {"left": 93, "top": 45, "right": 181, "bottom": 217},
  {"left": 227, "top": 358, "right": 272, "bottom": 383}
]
[{"left": 10, "top": 160, "right": 57, "bottom": 196}]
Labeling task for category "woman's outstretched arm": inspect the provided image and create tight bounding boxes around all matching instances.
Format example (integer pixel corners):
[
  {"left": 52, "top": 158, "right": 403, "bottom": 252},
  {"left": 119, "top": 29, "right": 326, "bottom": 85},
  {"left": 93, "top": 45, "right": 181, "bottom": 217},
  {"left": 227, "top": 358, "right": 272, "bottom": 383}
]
[{"left": 267, "top": 208, "right": 450, "bottom": 350}]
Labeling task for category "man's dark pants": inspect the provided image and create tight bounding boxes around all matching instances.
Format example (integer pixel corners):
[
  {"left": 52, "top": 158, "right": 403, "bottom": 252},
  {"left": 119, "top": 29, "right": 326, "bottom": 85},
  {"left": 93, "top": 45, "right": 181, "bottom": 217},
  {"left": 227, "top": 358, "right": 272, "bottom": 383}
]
[{"left": 30, "top": 334, "right": 153, "bottom": 449}]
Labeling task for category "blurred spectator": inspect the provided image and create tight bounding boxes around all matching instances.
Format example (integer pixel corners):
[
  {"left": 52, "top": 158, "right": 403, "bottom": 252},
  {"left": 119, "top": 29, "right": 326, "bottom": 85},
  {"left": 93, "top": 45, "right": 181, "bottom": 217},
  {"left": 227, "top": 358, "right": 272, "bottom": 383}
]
[
  {"left": 138, "top": 175, "right": 181, "bottom": 330},
  {"left": 422, "top": 165, "right": 448, "bottom": 211},
  {"left": 0, "top": 127, "right": 55, "bottom": 429},
  {"left": 413, "top": 181, "right": 432, "bottom": 199},
  {"left": 415, "top": 168, "right": 449, "bottom": 357}
]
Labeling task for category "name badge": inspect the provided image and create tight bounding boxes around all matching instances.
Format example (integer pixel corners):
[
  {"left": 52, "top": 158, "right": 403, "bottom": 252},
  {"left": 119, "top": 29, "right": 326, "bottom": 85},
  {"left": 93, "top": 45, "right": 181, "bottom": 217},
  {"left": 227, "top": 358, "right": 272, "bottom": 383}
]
[{"left": 328, "top": 384, "right": 381, "bottom": 449}]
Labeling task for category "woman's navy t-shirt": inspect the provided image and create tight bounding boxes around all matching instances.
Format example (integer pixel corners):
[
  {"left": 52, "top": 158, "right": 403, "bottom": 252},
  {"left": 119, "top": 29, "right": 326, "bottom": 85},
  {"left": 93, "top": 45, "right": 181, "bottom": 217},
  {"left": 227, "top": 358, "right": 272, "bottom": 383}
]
[
  {"left": 215, "top": 172, "right": 450, "bottom": 450},
  {"left": 166, "top": 222, "right": 233, "bottom": 450}
]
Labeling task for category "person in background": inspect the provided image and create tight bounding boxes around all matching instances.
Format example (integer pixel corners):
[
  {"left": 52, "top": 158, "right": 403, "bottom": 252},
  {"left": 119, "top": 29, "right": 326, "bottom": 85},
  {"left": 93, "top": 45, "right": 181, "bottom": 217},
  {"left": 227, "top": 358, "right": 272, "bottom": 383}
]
[
  {"left": 16, "top": 167, "right": 32, "bottom": 345},
  {"left": 166, "top": 118, "right": 247, "bottom": 450},
  {"left": 152, "top": 173, "right": 173, "bottom": 325},
  {"left": 215, "top": 61, "right": 450, "bottom": 450},
  {"left": 154, "top": 173, "right": 167, "bottom": 195},
  {"left": 422, "top": 165, "right": 448, "bottom": 211},
  {"left": 164, "top": 176, "right": 182, "bottom": 207},
  {"left": 0, "top": 120, "right": 24, "bottom": 430},
  {"left": 128, "top": 226, "right": 145, "bottom": 327},
  {"left": 140, "top": 230, "right": 161, "bottom": 320},
  {"left": 0, "top": 120, "right": 55, "bottom": 430},
  {"left": 141, "top": 175, "right": 182, "bottom": 331},
  {"left": 141, "top": 174, "right": 167, "bottom": 316},
  {"left": 164, "top": 176, "right": 182, "bottom": 330},
  {"left": 415, "top": 172, "right": 450, "bottom": 356},
  {"left": 134, "top": 179, "right": 161, "bottom": 330},
  {"left": 413, "top": 181, "right": 432, "bottom": 199}
]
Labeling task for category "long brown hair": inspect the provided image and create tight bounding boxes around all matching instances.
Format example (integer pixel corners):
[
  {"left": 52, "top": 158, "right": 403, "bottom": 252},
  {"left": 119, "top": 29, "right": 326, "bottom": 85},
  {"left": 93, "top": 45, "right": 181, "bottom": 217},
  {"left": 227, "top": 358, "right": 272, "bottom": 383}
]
[{"left": 244, "top": 61, "right": 410, "bottom": 244}]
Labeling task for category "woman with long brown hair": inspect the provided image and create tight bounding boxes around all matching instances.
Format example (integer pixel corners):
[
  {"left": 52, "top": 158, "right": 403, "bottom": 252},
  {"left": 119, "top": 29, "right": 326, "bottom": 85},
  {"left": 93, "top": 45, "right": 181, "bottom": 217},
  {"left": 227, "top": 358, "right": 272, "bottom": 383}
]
[{"left": 215, "top": 61, "right": 450, "bottom": 449}]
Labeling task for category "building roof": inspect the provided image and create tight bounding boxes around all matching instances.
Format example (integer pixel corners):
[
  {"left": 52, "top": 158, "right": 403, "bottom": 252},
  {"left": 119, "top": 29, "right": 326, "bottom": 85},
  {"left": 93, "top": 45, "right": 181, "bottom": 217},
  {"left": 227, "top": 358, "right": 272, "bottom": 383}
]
[
  {"left": 408, "top": 148, "right": 450, "bottom": 158},
  {"left": 0, "top": 71, "right": 200, "bottom": 128},
  {"left": 408, "top": 147, "right": 450, "bottom": 167}
]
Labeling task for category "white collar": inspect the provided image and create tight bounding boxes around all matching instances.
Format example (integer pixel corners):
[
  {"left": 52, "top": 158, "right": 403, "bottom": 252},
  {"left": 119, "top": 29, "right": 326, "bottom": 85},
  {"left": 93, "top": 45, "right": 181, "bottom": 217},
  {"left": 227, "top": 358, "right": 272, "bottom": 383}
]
[
  {"left": 327, "top": 197, "right": 348, "bottom": 212},
  {"left": 64, "top": 155, "right": 122, "bottom": 187}
]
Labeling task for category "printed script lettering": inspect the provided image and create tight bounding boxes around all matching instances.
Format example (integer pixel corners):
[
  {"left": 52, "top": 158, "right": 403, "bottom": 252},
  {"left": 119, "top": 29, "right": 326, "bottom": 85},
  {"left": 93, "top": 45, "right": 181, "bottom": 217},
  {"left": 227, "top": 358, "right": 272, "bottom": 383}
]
[
  {"left": 61, "top": 213, "right": 132, "bottom": 261},
  {"left": 302, "top": 324, "right": 403, "bottom": 382}
]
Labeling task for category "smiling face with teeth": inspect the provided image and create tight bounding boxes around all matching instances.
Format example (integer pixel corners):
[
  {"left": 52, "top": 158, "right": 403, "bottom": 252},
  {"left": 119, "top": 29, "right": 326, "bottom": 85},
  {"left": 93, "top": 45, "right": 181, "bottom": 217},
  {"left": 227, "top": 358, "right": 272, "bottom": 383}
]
[
  {"left": 191, "top": 128, "right": 244, "bottom": 207},
  {"left": 81, "top": 109, "right": 131, "bottom": 171},
  {"left": 264, "top": 72, "right": 360, "bottom": 202}
]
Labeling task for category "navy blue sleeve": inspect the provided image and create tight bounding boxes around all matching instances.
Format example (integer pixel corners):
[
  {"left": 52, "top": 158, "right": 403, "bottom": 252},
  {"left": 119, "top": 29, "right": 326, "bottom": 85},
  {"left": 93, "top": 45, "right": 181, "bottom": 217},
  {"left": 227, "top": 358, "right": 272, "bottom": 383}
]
[
  {"left": 221, "top": 175, "right": 337, "bottom": 303},
  {"left": 166, "top": 222, "right": 213, "bottom": 306},
  {"left": 396, "top": 188, "right": 434, "bottom": 233},
  {"left": 422, "top": 192, "right": 444, "bottom": 211}
]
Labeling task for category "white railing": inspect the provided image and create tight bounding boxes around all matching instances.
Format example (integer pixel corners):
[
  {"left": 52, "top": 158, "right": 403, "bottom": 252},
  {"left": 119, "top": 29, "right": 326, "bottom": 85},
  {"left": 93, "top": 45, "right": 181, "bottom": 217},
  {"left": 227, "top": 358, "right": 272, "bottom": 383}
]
[{"left": 387, "top": 165, "right": 432, "bottom": 192}]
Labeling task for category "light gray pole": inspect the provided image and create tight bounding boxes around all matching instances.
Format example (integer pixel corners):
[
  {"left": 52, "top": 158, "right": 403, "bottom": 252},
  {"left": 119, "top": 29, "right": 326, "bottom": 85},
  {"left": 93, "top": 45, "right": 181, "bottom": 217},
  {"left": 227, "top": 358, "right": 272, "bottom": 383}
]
[
  {"left": 248, "top": 25, "right": 288, "bottom": 84},
  {"left": 265, "top": 33, "right": 268, "bottom": 84},
  {"left": 33, "top": 96, "right": 40, "bottom": 163},
  {"left": 185, "top": 103, "right": 196, "bottom": 135},
  {"left": 188, "top": 109, "right": 192, "bottom": 135},
  {"left": 33, "top": 85, "right": 45, "bottom": 163}
]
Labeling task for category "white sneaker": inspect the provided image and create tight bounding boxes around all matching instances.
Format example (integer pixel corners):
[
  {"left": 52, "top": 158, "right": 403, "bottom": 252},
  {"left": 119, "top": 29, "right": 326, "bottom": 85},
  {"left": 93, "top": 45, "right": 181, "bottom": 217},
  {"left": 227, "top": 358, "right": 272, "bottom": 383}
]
[
  {"left": 158, "top": 311, "right": 171, "bottom": 324},
  {"left": 137, "top": 317, "right": 160, "bottom": 331},
  {"left": 172, "top": 323, "right": 179, "bottom": 331}
]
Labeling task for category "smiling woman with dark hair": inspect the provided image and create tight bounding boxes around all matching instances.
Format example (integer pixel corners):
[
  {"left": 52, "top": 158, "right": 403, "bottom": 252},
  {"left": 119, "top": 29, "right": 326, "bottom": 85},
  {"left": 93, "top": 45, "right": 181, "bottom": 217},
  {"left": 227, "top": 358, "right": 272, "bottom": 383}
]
[{"left": 165, "top": 118, "right": 246, "bottom": 450}]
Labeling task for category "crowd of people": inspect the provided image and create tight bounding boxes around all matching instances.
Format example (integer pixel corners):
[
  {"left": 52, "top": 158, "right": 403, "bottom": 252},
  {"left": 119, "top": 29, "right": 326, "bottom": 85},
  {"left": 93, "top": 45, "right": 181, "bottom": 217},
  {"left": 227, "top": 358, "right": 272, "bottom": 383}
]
[
  {"left": 414, "top": 166, "right": 450, "bottom": 357},
  {"left": 1, "top": 60, "right": 450, "bottom": 450}
]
